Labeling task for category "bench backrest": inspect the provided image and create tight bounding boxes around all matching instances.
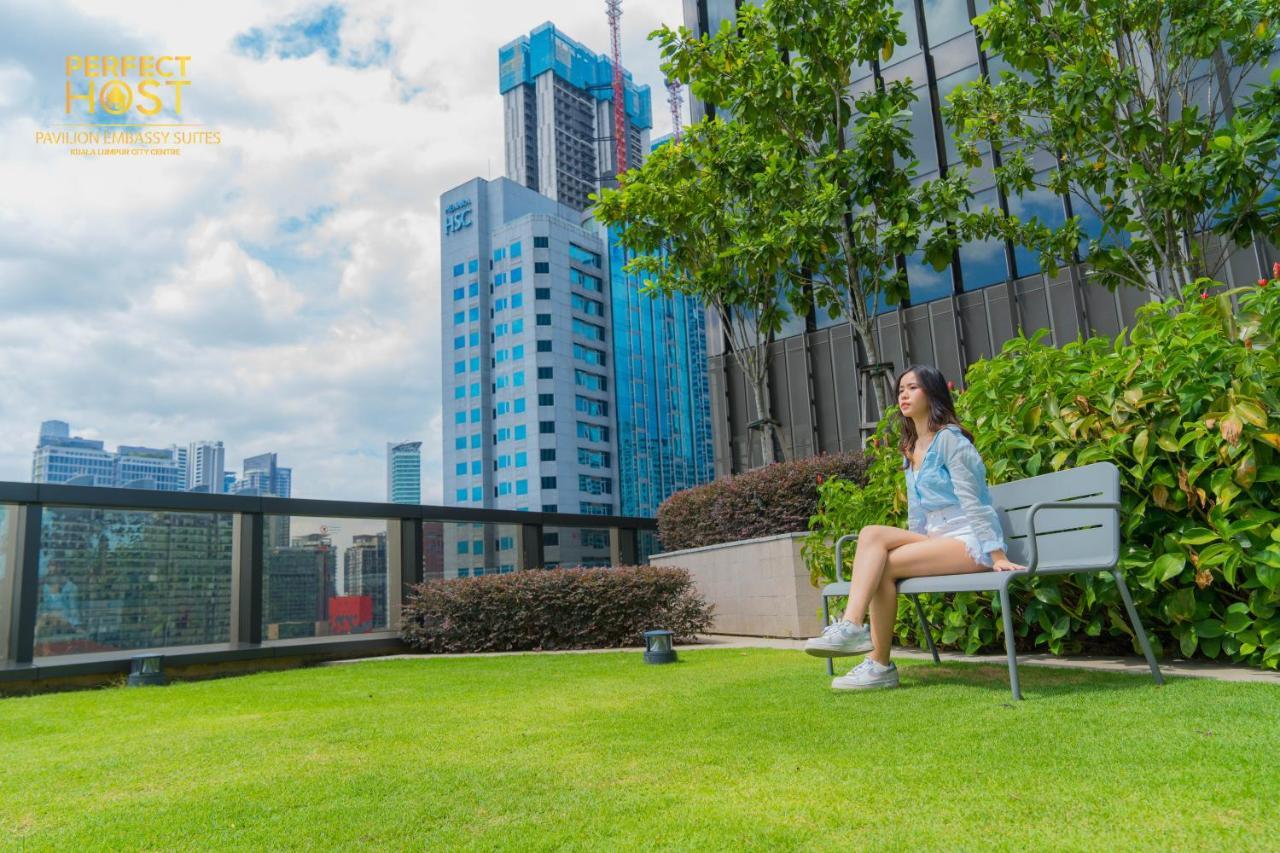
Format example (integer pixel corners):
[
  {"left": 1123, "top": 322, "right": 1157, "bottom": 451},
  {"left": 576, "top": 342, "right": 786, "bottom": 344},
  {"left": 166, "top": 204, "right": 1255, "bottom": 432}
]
[{"left": 989, "top": 461, "right": 1121, "bottom": 574}]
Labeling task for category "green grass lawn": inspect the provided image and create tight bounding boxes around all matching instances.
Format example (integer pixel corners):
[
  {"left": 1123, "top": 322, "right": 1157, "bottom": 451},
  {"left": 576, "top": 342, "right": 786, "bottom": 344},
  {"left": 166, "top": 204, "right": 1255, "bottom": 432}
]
[{"left": 2, "top": 649, "right": 1278, "bottom": 850}]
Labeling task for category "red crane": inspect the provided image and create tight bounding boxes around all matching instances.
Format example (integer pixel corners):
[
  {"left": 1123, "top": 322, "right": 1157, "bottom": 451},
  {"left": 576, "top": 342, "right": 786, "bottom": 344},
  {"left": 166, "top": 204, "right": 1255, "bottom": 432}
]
[{"left": 606, "top": 0, "right": 627, "bottom": 175}]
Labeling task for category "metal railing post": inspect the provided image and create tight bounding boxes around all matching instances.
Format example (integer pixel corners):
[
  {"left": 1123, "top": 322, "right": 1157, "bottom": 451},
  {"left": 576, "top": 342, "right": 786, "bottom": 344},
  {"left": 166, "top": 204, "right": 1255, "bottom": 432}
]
[
  {"left": 230, "top": 512, "right": 263, "bottom": 645},
  {"left": 520, "top": 523, "right": 544, "bottom": 570},
  {"left": 387, "top": 518, "right": 422, "bottom": 631},
  {"left": 7, "top": 504, "right": 43, "bottom": 664},
  {"left": 610, "top": 525, "right": 638, "bottom": 567}
]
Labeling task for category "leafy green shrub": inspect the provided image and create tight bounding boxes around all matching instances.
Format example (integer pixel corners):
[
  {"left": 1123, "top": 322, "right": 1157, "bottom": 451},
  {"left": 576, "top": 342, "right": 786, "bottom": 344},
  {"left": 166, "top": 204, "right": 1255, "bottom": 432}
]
[
  {"left": 806, "top": 275, "right": 1280, "bottom": 668},
  {"left": 657, "top": 452, "right": 868, "bottom": 551},
  {"left": 401, "top": 565, "right": 713, "bottom": 653}
]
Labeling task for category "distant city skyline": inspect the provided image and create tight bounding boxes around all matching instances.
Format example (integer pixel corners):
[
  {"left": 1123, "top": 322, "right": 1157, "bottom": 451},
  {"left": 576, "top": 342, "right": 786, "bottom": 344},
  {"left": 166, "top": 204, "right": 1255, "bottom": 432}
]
[{"left": 0, "top": 1, "right": 688, "bottom": 505}]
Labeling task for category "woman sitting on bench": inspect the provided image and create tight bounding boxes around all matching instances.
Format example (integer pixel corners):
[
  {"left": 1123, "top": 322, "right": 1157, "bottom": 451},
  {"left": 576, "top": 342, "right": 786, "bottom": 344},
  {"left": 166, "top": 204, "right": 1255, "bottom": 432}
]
[{"left": 803, "top": 364, "right": 1023, "bottom": 690}]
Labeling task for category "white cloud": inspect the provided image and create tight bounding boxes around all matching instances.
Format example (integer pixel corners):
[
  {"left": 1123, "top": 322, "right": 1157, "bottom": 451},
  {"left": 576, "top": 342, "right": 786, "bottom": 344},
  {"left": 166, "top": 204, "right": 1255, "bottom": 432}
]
[{"left": 0, "top": 0, "right": 689, "bottom": 501}]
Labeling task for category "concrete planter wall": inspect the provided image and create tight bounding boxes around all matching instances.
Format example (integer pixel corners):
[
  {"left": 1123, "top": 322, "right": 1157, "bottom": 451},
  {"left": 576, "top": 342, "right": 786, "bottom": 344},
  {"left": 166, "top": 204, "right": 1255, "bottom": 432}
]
[{"left": 650, "top": 532, "right": 822, "bottom": 638}]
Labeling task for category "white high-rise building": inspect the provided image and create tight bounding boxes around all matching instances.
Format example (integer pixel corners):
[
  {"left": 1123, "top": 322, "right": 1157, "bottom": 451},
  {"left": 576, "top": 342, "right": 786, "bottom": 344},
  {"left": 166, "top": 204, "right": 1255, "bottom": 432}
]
[{"left": 187, "top": 440, "right": 226, "bottom": 493}]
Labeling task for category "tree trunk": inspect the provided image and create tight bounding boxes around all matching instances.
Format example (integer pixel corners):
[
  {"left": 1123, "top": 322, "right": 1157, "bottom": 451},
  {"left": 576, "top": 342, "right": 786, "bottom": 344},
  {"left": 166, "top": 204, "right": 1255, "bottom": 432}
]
[
  {"left": 749, "top": 363, "right": 779, "bottom": 465},
  {"left": 851, "top": 317, "right": 891, "bottom": 436}
]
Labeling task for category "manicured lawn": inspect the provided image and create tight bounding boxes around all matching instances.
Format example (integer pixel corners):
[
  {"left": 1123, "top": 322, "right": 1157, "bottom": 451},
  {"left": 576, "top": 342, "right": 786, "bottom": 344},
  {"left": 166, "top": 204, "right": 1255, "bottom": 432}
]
[{"left": 2, "top": 649, "right": 1277, "bottom": 850}]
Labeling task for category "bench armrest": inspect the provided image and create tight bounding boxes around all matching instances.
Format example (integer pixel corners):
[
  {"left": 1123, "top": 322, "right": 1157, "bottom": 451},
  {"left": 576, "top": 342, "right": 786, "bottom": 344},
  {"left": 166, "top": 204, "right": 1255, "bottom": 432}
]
[
  {"left": 833, "top": 533, "right": 858, "bottom": 584},
  {"left": 1023, "top": 501, "right": 1121, "bottom": 576}
]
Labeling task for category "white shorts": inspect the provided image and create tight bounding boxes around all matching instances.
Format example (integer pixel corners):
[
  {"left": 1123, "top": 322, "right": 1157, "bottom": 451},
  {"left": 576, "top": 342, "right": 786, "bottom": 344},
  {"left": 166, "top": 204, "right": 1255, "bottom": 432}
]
[{"left": 923, "top": 505, "right": 993, "bottom": 568}]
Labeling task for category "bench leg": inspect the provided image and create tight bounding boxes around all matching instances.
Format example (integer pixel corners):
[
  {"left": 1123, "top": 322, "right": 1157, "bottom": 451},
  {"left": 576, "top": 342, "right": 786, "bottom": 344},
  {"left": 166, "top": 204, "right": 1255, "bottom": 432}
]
[
  {"left": 909, "top": 593, "right": 940, "bottom": 664},
  {"left": 822, "top": 595, "right": 834, "bottom": 677},
  {"left": 998, "top": 586, "right": 1022, "bottom": 701},
  {"left": 1112, "top": 570, "right": 1164, "bottom": 686}
]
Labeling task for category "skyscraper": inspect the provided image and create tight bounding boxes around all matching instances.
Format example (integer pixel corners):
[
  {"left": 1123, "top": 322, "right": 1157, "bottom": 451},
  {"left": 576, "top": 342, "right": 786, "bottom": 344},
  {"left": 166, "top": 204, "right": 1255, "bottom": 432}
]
[
  {"left": 187, "top": 440, "right": 226, "bottom": 493},
  {"left": 441, "top": 177, "right": 614, "bottom": 519},
  {"left": 499, "top": 23, "right": 653, "bottom": 211},
  {"left": 386, "top": 441, "right": 422, "bottom": 504},
  {"left": 233, "top": 452, "right": 292, "bottom": 498}
]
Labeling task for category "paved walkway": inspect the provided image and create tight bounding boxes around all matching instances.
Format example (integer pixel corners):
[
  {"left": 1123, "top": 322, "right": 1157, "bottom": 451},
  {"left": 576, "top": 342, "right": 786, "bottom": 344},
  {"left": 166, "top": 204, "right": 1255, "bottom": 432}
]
[{"left": 325, "top": 634, "right": 1280, "bottom": 684}]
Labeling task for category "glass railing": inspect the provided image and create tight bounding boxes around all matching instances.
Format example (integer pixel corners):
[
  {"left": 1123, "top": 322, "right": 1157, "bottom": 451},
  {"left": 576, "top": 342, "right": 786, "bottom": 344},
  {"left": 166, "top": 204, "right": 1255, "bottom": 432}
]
[{"left": 0, "top": 483, "right": 658, "bottom": 667}]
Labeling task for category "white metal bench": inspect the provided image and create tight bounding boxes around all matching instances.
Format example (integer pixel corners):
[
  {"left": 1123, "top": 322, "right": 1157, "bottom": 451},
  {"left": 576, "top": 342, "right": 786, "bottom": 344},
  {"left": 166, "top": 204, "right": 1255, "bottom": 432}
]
[{"left": 820, "top": 461, "right": 1164, "bottom": 699}]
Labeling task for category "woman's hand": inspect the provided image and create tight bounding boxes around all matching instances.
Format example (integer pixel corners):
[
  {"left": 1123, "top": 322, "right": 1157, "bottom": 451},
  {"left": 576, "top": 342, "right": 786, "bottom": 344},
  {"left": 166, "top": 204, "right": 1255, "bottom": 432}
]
[{"left": 991, "top": 555, "right": 1025, "bottom": 572}]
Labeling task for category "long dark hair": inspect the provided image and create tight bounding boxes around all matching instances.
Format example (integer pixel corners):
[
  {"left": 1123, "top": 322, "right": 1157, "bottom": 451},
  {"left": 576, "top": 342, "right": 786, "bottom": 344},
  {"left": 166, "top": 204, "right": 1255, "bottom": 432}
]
[{"left": 895, "top": 364, "right": 972, "bottom": 461}]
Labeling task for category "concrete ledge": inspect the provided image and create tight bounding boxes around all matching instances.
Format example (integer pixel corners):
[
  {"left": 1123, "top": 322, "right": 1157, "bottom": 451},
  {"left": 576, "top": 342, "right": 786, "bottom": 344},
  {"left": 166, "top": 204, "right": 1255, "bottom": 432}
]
[{"left": 651, "top": 532, "right": 821, "bottom": 638}]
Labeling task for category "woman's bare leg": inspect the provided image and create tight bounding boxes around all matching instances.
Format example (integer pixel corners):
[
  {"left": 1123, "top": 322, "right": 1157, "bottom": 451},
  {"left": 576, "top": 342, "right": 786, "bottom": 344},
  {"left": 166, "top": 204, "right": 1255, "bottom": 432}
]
[
  {"left": 840, "top": 525, "right": 926, "bottom": 625},
  {"left": 865, "top": 537, "right": 986, "bottom": 665}
]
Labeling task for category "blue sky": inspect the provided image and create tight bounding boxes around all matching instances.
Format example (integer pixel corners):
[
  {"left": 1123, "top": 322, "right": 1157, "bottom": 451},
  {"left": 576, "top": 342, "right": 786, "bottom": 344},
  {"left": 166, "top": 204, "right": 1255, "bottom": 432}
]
[{"left": 0, "top": 0, "right": 685, "bottom": 501}]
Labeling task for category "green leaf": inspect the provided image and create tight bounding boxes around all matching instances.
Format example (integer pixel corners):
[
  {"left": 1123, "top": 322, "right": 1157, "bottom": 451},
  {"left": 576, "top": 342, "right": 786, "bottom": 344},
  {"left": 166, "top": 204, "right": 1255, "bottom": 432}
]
[
  {"left": 1179, "top": 628, "right": 1198, "bottom": 658},
  {"left": 1178, "top": 528, "right": 1219, "bottom": 546},
  {"left": 1166, "top": 587, "right": 1196, "bottom": 622},
  {"left": 1154, "top": 553, "right": 1186, "bottom": 582},
  {"left": 1256, "top": 562, "right": 1280, "bottom": 592},
  {"left": 1033, "top": 585, "right": 1063, "bottom": 606},
  {"left": 1195, "top": 619, "right": 1225, "bottom": 639}
]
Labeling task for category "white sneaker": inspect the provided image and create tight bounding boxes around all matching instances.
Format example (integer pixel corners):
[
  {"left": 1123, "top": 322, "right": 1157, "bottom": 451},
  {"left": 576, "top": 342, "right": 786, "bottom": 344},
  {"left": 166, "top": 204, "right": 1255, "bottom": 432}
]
[
  {"left": 832, "top": 658, "right": 899, "bottom": 691},
  {"left": 803, "top": 619, "right": 873, "bottom": 658}
]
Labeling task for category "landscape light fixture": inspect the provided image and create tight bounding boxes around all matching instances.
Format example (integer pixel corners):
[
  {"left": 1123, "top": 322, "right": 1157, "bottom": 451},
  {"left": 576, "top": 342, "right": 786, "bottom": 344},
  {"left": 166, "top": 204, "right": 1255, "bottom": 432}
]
[
  {"left": 643, "top": 630, "right": 677, "bottom": 665},
  {"left": 127, "top": 654, "right": 167, "bottom": 687}
]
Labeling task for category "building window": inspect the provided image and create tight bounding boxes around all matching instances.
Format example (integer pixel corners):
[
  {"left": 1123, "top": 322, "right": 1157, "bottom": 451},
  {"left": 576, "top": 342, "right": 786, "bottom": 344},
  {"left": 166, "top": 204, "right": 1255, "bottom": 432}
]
[
  {"left": 467, "top": 259, "right": 478, "bottom": 273},
  {"left": 457, "top": 541, "right": 469, "bottom": 554},
  {"left": 572, "top": 319, "right": 605, "bottom": 341},
  {"left": 512, "top": 319, "right": 524, "bottom": 334},
  {"left": 469, "top": 307, "right": 479, "bottom": 321},
  {"left": 493, "top": 247, "right": 505, "bottom": 262},
  {"left": 456, "top": 488, "right": 467, "bottom": 502},
  {"left": 452, "top": 263, "right": 465, "bottom": 277},
  {"left": 514, "top": 398, "right": 526, "bottom": 413},
  {"left": 534, "top": 262, "right": 550, "bottom": 274},
  {"left": 579, "top": 474, "right": 613, "bottom": 495},
  {"left": 538, "top": 393, "right": 555, "bottom": 406},
  {"left": 470, "top": 382, "right": 481, "bottom": 396},
  {"left": 513, "top": 370, "right": 525, "bottom": 387},
  {"left": 510, "top": 240, "right": 522, "bottom": 258},
  {"left": 472, "top": 460, "right": 482, "bottom": 475},
  {"left": 537, "top": 367, "right": 553, "bottom": 379},
  {"left": 536, "top": 340, "right": 552, "bottom": 353},
  {"left": 536, "top": 313, "right": 551, "bottom": 326},
  {"left": 510, "top": 267, "right": 523, "bottom": 283},
  {"left": 579, "top": 501, "right": 612, "bottom": 516},
  {"left": 573, "top": 344, "right": 606, "bottom": 366},
  {"left": 455, "top": 437, "right": 466, "bottom": 450},
  {"left": 471, "top": 486, "right": 482, "bottom": 501},
  {"left": 541, "top": 476, "right": 558, "bottom": 489},
  {"left": 515, "top": 452, "right": 527, "bottom": 467},
  {"left": 576, "top": 421, "right": 609, "bottom": 442},
  {"left": 570, "top": 269, "right": 603, "bottom": 292},
  {"left": 540, "top": 448, "right": 556, "bottom": 461},
  {"left": 454, "top": 411, "right": 466, "bottom": 425},
  {"left": 578, "top": 448, "right": 610, "bottom": 468},
  {"left": 539, "top": 420, "right": 555, "bottom": 434},
  {"left": 535, "top": 287, "right": 551, "bottom": 300},
  {"left": 515, "top": 480, "right": 529, "bottom": 495},
  {"left": 542, "top": 504, "right": 558, "bottom": 513},
  {"left": 514, "top": 425, "right": 527, "bottom": 440},
  {"left": 512, "top": 293, "right": 524, "bottom": 308},
  {"left": 575, "top": 395, "right": 608, "bottom": 417},
  {"left": 512, "top": 344, "right": 525, "bottom": 359},
  {"left": 470, "top": 434, "right": 482, "bottom": 448},
  {"left": 574, "top": 369, "right": 607, "bottom": 392},
  {"left": 543, "top": 531, "right": 559, "bottom": 545},
  {"left": 453, "top": 287, "right": 464, "bottom": 301},
  {"left": 454, "top": 360, "right": 465, "bottom": 375},
  {"left": 455, "top": 462, "right": 467, "bottom": 475},
  {"left": 534, "top": 236, "right": 549, "bottom": 248},
  {"left": 569, "top": 243, "right": 601, "bottom": 268},
  {"left": 572, "top": 294, "right": 604, "bottom": 316},
  {"left": 454, "top": 386, "right": 466, "bottom": 400}
]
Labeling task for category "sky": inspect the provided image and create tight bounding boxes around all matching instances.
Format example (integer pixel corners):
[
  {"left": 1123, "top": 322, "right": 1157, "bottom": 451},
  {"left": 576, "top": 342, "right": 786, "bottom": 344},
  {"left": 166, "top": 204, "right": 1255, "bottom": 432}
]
[{"left": 0, "top": 0, "right": 689, "bottom": 502}]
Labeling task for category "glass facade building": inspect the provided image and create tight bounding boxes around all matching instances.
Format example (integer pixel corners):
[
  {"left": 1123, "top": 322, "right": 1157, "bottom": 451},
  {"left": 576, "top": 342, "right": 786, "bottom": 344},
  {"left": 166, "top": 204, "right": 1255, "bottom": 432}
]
[
  {"left": 386, "top": 440, "right": 422, "bottom": 504},
  {"left": 32, "top": 421, "right": 186, "bottom": 491},
  {"left": 603, "top": 220, "right": 714, "bottom": 517}
]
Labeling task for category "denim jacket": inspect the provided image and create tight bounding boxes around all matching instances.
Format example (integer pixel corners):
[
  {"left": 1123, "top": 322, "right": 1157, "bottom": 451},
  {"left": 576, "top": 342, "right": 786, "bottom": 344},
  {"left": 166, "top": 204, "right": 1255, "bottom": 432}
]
[{"left": 904, "top": 424, "right": 1006, "bottom": 558}]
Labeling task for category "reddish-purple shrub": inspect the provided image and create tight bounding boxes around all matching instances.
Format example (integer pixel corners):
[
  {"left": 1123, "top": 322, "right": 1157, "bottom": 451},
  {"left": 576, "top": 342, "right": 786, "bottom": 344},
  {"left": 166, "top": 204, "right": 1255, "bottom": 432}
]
[
  {"left": 401, "top": 565, "right": 713, "bottom": 653},
  {"left": 657, "top": 452, "right": 868, "bottom": 552}
]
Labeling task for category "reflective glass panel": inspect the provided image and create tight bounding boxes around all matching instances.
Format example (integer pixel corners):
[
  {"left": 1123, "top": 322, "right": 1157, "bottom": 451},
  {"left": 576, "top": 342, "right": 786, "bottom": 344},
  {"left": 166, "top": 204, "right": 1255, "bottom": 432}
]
[{"left": 36, "top": 508, "right": 233, "bottom": 656}]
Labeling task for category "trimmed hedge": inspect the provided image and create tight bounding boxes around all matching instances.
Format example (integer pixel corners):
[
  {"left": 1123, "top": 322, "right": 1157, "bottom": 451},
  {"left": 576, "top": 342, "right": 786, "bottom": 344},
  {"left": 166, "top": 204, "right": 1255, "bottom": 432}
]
[
  {"left": 657, "top": 451, "right": 868, "bottom": 551},
  {"left": 401, "top": 565, "right": 713, "bottom": 653}
]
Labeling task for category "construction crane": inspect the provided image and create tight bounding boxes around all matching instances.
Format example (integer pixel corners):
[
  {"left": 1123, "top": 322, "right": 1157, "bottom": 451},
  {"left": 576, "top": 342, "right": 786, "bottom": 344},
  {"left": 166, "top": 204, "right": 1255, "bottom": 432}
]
[
  {"left": 666, "top": 78, "right": 684, "bottom": 142},
  {"left": 606, "top": 0, "right": 628, "bottom": 175}
]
